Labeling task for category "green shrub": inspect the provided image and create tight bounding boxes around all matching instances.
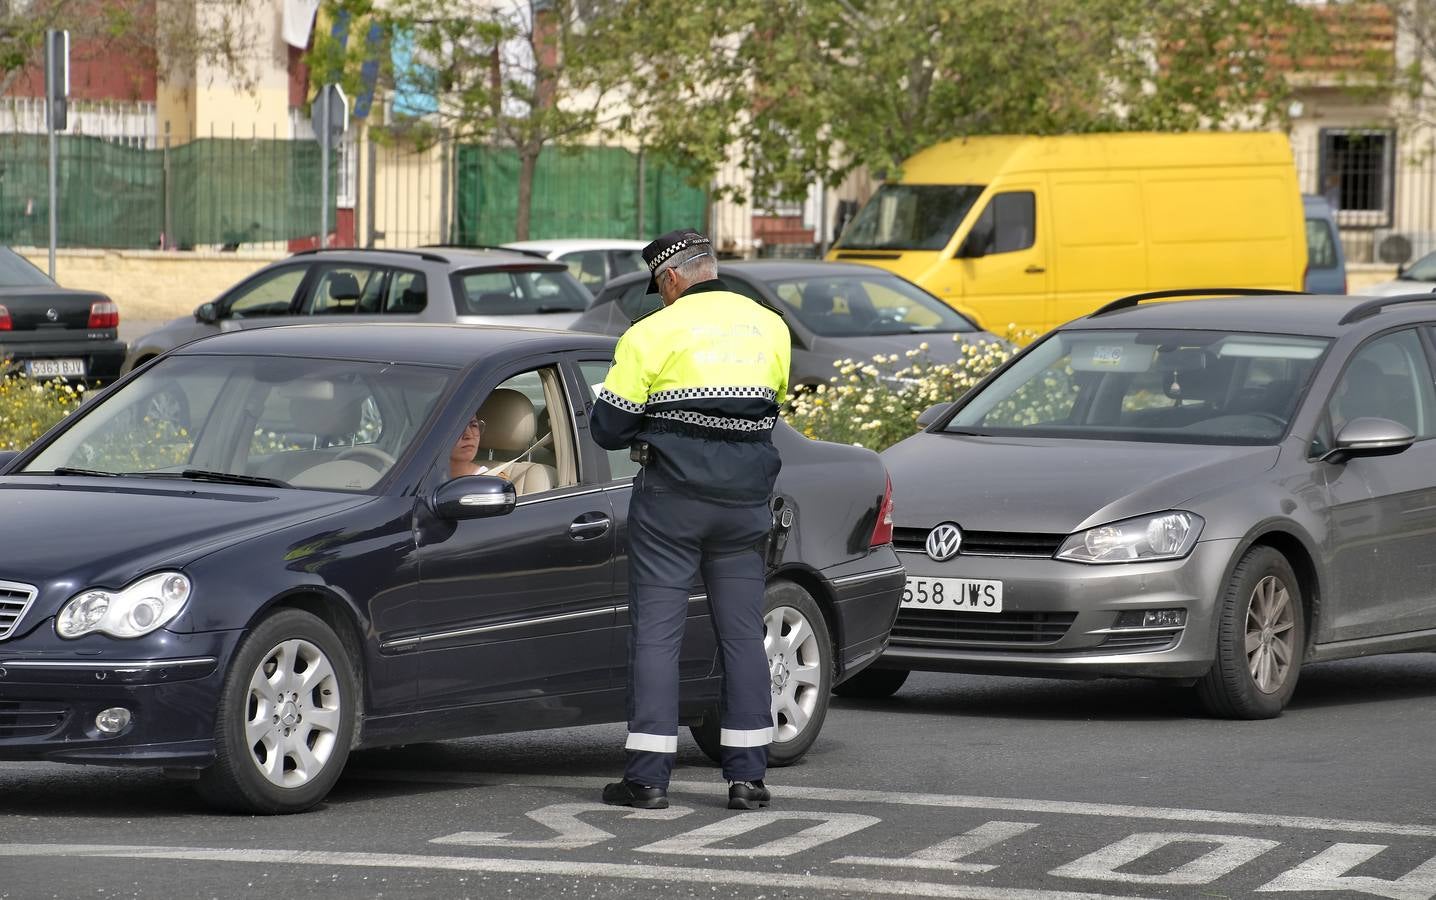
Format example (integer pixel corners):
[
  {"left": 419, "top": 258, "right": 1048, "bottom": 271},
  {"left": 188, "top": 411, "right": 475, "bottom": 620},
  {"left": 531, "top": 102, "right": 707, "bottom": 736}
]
[
  {"left": 0, "top": 372, "right": 86, "bottom": 451},
  {"left": 782, "top": 334, "right": 1022, "bottom": 452}
]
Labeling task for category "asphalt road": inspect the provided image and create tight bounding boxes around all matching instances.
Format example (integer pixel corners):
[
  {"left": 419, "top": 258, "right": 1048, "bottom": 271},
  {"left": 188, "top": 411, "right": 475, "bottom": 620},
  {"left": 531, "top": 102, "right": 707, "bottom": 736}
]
[{"left": 4, "top": 657, "right": 1435, "bottom": 899}]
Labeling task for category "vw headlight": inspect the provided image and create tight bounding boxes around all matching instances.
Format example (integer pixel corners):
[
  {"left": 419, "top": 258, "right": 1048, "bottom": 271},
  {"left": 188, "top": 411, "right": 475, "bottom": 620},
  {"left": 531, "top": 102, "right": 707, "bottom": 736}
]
[
  {"left": 56, "top": 572, "right": 192, "bottom": 639},
  {"left": 1056, "top": 512, "right": 1203, "bottom": 564}
]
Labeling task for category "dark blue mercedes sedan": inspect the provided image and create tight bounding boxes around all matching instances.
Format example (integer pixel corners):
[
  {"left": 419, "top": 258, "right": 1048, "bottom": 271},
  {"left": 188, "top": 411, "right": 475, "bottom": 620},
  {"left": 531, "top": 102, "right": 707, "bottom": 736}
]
[{"left": 0, "top": 324, "right": 902, "bottom": 814}]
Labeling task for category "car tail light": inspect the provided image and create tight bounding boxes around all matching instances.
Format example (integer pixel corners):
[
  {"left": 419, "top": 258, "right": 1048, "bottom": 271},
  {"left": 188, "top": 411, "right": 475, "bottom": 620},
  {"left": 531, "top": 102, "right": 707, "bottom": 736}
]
[
  {"left": 0, "top": 304, "right": 10, "bottom": 331},
  {"left": 88, "top": 300, "right": 119, "bottom": 329},
  {"left": 870, "top": 474, "right": 894, "bottom": 547}
]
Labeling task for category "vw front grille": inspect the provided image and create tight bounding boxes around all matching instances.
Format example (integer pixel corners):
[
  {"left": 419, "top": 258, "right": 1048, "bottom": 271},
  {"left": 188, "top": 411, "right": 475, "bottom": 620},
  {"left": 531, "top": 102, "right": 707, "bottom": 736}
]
[
  {"left": 893, "top": 609, "right": 1077, "bottom": 646},
  {"left": 893, "top": 527, "right": 1064, "bottom": 558},
  {"left": 0, "top": 580, "right": 38, "bottom": 640}
]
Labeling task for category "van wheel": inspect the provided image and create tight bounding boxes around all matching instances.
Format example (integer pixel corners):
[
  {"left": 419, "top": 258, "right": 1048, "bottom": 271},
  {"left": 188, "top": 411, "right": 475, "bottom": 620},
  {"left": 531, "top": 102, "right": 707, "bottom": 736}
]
[
  {"left": 1195, "top": 547, "right": 1305, "bottom": 719},
  {"left": 690, "top": 582, "right": 832, "bottom": 768},
  {"left": 834, "top": 667, "right": 909, "bottom": 699},
  {"left": 196, "top": 609, "right": 357, "bottom": 814}
]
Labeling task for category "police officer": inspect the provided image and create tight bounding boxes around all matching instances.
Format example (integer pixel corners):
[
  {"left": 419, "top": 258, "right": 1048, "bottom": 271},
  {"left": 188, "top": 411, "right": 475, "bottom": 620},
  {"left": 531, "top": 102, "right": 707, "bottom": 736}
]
[{"left": 591, "top": 229, "right": 790, "bottom": 812}]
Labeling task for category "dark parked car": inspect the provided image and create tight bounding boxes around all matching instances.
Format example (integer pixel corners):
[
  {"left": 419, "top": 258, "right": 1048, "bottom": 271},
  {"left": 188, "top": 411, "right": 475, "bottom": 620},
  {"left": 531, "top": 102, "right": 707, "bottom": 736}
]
[
  {"left": 853, "top": 288, "right": 1436, "bottom": 719},
  {"left": 0, "top": 323, "right": 902, "bottom": 813},
  {"left": 121, "top": 247, "right": 595, "bottom": 374},
  {"left": 0, "top": 247, "right": 124, "bottom": 382},
  {"left": 572, "top": 261, "right": 1004, "bottom": 388}
]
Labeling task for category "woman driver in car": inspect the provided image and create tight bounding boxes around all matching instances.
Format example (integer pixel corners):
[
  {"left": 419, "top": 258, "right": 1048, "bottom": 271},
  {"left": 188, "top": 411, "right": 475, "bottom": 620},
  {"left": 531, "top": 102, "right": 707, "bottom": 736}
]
[{"left": 448, "top": 415, "right": 510, "bottom": 481}]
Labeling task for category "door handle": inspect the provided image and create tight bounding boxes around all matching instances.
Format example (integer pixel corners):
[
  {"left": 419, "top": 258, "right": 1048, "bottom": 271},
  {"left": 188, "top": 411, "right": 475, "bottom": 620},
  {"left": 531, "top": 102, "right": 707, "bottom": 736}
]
[
  {"left": 569, "top": 516, "right": 612, "bottom": 539},
  {"left": 1025, "top": 265, "right": 1046, "bottom": 274}
]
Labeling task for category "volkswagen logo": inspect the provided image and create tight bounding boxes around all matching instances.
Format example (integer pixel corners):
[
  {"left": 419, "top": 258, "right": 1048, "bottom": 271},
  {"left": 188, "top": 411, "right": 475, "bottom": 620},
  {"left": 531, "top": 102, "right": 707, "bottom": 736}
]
[
  {"left": 926, "top": 522, "right": 963, "bottom": 562},
  {"left": 45, "top": 308, "right": 58, "bottom": 322}
]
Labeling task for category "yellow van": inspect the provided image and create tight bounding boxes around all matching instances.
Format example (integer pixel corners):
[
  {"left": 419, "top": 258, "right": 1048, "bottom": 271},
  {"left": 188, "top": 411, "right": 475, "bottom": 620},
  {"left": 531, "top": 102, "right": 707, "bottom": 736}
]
[{"left": 827, "top": 133, "right": 1306, "bottom": 335}]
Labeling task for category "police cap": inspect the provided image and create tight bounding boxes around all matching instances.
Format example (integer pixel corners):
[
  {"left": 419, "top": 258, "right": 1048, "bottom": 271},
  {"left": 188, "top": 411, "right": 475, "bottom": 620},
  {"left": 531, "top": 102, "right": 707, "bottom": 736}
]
[{"left": 642, "top": 229, "right": 714, "bottom": 294}]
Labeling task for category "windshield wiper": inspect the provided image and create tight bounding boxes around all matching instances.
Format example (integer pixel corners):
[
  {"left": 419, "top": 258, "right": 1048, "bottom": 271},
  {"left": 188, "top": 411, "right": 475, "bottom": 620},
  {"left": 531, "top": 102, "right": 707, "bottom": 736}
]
[
  {"left": 45, "top": 467, "right": 119, "bottom": 477},
  {"left": 176, "top": 469, "right": 290, "bottom": 488}
]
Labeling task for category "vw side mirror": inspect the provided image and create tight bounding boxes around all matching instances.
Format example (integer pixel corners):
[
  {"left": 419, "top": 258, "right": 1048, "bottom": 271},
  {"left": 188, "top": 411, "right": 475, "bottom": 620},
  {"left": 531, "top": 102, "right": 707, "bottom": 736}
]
[
  {"left": 1323, "top": 417, "right": 1416, "bottom": 464},
  {"left": 431, "top": 475, "right": 516, "bottom": 520},
  {"left": 195, "top": 302, "right": 220, "bottom": 325},
  {"left": 916, "top": 402, "right": 954, "bottom": 429}
]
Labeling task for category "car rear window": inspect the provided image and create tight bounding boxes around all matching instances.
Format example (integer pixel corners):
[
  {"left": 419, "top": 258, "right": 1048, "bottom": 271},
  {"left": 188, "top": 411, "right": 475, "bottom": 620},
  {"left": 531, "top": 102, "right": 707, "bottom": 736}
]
[
  {"left": 0, "top": 247, "right": 56, "bottom": 287},
  {"left": 450, "top": 268, "right": 591, "bottom": 315},
  {"left": 1305, "top": 218, "right": 1339, "bottom": 270}
]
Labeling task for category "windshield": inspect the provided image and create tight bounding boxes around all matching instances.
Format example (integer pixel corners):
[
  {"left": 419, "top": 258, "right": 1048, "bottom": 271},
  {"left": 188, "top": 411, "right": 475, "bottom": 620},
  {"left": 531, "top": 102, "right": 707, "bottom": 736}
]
[
  {"left": 451, "top": 267, "right": 592, "bottom": 314},
  {"left": 836, "top": 184, "right": 984, "bottom": 251},
  {"left": 0, "top": 247, "right": 56, "bottom": 288},
  {"left": 948, "top": 330, "right": 1330, "bottom": 445},
  {"left": 1399, "top": 251, "right": 1436, "bottom": 281},
  {"left": 765, "top": 273, "right": 976, "bottom": 336},
  {"left": 23, "top": 355, "right": 451, "bottom": 491}
]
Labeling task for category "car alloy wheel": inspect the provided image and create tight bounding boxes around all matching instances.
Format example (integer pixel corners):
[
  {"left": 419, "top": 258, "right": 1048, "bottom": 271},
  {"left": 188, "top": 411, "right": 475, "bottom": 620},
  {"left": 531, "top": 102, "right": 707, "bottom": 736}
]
[
  {"left": 690, "top": 581, "right": 832, "bottom": 767},
  {"left": 1246, "top": 575, "right": 1296, "bottom": 694},
  {"left": 764, "top": 604, "right": 823, "bottom": 743},
  {"left": 1196, "top": 546, "right": 1304, "bottom": 720},
  {"left": 245, "top": 638, "right": 344, "bottom": 788},
  {"left": 197, "top": 609, "right": 357, "bottom": 814}
]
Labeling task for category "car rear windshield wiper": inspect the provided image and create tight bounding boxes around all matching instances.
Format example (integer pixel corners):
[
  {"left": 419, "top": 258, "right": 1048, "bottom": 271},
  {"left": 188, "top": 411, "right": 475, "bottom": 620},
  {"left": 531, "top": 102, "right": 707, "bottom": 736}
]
[{"left": 176, "top": 469, "right": 290, "bottom": 488}]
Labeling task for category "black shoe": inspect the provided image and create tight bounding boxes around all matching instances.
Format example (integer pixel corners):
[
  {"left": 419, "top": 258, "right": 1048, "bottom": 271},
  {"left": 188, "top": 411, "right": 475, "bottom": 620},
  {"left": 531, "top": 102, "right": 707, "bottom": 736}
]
[
  {"left": 602, "top": 779, "right": 669, "bottom": 809},
  {"left": 728, "top": 779, "right": 771, "bottom": 811}
]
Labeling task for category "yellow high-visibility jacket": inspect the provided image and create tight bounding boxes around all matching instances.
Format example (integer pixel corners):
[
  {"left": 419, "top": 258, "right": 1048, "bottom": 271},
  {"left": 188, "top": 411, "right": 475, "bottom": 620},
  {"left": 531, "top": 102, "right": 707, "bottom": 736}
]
[{"left": 591, "top": 279, "right": 791, "bottom": 505}]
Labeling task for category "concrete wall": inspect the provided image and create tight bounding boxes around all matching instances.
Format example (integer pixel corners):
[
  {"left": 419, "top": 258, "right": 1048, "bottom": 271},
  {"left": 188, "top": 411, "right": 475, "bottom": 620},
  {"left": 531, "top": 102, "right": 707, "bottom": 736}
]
[{"left": 16, "top": 249, "right": 284, "bottom": 321}]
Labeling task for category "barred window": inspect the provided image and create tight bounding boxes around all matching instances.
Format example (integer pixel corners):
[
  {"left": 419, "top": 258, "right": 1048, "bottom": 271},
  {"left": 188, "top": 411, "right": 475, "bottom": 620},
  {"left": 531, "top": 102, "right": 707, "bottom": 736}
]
[{"left": 1318, "top": 128, "right": 1395, "bottom": 228}]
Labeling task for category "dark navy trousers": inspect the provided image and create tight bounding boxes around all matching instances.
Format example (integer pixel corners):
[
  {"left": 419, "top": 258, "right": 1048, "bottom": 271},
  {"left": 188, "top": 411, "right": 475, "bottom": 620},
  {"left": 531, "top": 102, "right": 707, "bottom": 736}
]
[{"left": 624, "top": 474, "right": 773, "bottom": 789}]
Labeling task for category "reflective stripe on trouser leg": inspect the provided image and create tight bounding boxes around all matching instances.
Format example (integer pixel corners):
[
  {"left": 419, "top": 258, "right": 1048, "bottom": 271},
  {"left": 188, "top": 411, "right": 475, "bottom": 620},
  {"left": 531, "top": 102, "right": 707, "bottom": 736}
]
[{"left": 703, "top": 527, "right": 772, "bottom": 783}]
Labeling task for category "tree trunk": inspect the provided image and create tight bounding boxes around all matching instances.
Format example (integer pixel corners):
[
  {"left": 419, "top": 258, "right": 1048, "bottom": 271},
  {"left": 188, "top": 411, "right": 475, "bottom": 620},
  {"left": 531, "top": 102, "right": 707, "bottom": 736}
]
[{"left": 516, "top": 145, "right": 540, "bottom": 241}]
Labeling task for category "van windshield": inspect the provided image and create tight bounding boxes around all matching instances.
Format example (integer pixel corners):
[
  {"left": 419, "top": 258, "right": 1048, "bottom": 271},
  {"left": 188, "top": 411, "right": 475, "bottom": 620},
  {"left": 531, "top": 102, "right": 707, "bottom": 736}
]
[{"left": 837, "top": 184, "right": 984, "bottom": 251}]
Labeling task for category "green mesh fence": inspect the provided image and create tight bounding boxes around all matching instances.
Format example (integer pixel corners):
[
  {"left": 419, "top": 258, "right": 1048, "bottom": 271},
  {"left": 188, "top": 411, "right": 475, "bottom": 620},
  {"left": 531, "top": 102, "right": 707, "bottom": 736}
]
[
  {"left": 0, "top": 134, "right": 335, "bottom": 250},
  {"left": 454, "top": 145, "right": 707, "bottom": 245}
]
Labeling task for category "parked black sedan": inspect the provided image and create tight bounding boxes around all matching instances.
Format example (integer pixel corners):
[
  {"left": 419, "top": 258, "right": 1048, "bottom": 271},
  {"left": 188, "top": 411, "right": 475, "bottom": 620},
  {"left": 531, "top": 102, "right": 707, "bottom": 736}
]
[
  {"left": 0, "top": 324, "right": 902, "bottom": 813},
  {"left": 0, "top": 247, "right": 125, "bottom": 382}
]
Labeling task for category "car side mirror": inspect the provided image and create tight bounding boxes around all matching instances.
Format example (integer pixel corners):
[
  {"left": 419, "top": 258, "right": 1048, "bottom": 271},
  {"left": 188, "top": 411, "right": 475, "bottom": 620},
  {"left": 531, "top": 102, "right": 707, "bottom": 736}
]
[
  {"left": 916, "top": 402, "right": 954, "bottom": 429},
  {"left": 1397, "top": 263, "right": 1406, "bottom": 277},
  {"left": 195, "top": 302, "right": 220, "bottom": 325},
  {"left": 431, "top": 475, "right": 517, "bottom": 519},
  {"left": 0, "top": 449, "right": 18, "bottom": 472},
  {"left": 1323, "top": 417, "right": 1416, "bottom": 464}
]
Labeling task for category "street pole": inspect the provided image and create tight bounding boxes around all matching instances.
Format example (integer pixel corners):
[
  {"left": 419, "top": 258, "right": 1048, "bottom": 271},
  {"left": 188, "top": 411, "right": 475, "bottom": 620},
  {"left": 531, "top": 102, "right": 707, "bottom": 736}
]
[
  {"left": 320, "top": 94, "right": 330, "bottom": 250},
  {"left": 44, "top": 31, "right": 68, "bottom": 280},
  {"left": 47, "top": 111, "right": 57, "bottom": 279}
]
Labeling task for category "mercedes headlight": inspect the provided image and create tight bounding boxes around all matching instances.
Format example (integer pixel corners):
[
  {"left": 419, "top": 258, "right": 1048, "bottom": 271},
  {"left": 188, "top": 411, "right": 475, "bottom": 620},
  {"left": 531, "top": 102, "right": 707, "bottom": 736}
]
[
  {"left": 56, "top": 572, "right": 192, "bottom": 639},
  {"left": 1056, "top": 512, "right": 1203, "bottom": 564}
]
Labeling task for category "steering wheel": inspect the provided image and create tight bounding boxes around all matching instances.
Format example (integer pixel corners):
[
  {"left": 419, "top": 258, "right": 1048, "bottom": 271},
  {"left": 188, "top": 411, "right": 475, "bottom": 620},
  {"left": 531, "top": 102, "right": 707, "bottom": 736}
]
[{"left": 335, "top": 446, "right": 397, "bottom": 471}]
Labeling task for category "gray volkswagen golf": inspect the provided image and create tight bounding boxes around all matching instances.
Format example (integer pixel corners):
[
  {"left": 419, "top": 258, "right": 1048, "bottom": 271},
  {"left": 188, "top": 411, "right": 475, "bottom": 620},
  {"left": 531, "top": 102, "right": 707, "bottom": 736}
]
[{"left": 854, "top": 289, "right": 1436, "bottom": 718}]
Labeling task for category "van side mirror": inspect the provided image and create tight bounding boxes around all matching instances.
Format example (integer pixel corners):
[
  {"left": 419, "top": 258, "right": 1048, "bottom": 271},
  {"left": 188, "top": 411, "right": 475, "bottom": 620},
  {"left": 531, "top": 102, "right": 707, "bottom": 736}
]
[
  {"left": 957, "top": 228, "right": 991, "bottom": 259},
  {"left": 916, "top": 402, "right": 954, "bottom": 429},
  {"left": 195, "top": 302, "right": 220, "bottom": 325},
  {"left": 431, "top": 475, "right": 517, "bottom": 519},
  {"left": 1322, "top": 417, "right": 1415, "bottom": 464}
]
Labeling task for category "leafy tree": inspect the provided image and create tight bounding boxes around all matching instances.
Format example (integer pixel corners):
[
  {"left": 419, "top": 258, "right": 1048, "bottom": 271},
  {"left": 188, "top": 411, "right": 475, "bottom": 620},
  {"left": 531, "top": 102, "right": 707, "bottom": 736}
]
[
  {"left": 314, "top": 0, "right": 636, "bottom": 240},
  {"left": 610, "top": 0, "right": 1323, "bottom": 203},
  {"left": 0, "top": 0, "right": 265, "bottom": 100}
]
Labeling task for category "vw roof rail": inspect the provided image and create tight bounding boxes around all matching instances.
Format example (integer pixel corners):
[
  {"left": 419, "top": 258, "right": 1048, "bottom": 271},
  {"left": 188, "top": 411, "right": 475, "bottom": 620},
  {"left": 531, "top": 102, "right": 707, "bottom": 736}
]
[
  {"left": 1337, "top": 289, "right": 1436, "bottom": 325},
  {"left": 1090, "top": 288, "right": 1308, "bottom": 318},
  {"left": 291, "top": 247, "right": 451, "bottom": 264}
]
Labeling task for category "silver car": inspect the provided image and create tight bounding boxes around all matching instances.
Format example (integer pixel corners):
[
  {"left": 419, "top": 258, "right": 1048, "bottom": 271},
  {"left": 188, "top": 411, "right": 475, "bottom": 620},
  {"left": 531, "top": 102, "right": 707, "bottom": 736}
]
[
  {"left": 853, "top": 289, "right": 1436, "bottom": 718},
  {"left": 123, "top": 247, "right": 593, "bottom": 374}
]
